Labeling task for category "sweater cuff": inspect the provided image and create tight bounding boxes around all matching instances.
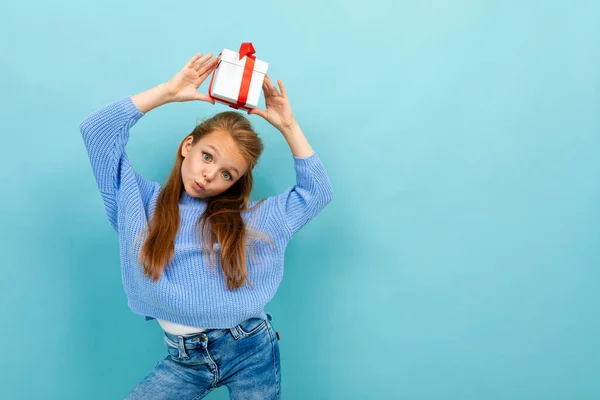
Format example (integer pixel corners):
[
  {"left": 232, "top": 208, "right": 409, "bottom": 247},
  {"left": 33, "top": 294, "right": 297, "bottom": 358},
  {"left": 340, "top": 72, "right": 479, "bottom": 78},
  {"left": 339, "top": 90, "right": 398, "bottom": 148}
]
[
  {"left": 292, "top": 151, "right": 319, "bottom": 164},
  {"left": 124, "top": 96, "right": 145, "bottom": 118},
  {"left": 292, "top": 151, "right": 328, "bottom": 189}
]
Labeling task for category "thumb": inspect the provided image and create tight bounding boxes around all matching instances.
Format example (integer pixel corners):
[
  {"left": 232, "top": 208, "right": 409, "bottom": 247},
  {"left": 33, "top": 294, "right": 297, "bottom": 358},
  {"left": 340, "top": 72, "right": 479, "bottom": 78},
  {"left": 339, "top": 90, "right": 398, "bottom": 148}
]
[
  {"left": 195, "top": 92, "right": 215, "bottom": 104},
  {"left": 248, "top": 108, "right": 267, "bottom": 119}
]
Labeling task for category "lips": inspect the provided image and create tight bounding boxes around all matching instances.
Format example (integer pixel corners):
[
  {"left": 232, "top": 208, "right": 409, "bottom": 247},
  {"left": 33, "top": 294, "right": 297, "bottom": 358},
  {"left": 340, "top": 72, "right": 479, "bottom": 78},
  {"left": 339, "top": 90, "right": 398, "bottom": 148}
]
[{"left": 195, "top": 181, "right": 205, "bottom": 191}]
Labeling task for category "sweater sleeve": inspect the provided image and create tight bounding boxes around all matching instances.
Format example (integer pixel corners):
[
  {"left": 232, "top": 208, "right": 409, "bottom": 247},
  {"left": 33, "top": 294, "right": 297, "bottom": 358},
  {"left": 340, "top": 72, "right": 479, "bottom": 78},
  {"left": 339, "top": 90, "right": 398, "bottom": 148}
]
[
  {"left": 79, "top": 96, "right": 154, "bottom": 232},
  {"left": 273, "top": 151, "right": 334, "bottom": 238}
]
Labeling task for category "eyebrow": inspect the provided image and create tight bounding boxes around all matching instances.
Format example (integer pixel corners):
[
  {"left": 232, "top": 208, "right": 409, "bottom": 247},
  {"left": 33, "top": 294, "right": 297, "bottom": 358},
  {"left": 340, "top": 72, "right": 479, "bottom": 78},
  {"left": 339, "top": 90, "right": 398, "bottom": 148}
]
[{"left": 205, "top": 145, "right": 240, "bottom": 176}]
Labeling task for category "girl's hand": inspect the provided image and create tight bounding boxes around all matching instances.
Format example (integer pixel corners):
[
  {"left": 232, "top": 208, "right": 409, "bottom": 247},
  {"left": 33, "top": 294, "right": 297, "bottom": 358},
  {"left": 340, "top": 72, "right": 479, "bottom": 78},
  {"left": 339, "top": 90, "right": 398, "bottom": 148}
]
[
  {"left": 248, "top": 75, "right": 296, "bottom": 133},
  {"left": 165, "top": 52, "right": 219, "bottom": 103}
]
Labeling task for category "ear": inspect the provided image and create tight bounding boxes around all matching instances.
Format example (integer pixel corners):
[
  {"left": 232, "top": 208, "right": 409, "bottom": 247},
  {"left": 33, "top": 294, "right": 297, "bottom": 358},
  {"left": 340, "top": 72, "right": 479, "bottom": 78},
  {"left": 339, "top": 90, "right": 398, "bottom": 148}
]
[{"left": 181, "top": 136, "right": 193, "bottom": 158}]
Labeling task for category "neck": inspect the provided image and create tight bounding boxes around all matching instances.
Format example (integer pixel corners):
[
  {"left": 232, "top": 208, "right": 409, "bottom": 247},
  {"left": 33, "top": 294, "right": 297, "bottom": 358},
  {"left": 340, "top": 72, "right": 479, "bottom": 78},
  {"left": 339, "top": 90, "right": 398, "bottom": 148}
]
[{"left": 179, "top": 190, "right": 208, "bottom": 206}]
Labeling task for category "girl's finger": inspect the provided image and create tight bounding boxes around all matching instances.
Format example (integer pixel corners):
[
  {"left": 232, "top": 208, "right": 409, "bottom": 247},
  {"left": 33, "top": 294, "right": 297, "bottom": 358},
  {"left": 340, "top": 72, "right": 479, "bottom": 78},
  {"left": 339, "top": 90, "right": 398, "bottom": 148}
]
[
  {"left": 187, "top": 52, "right": 204, "bottom": 68},
  {"left": 197, "top": 56, "right": 219, "bottom": 75},
  {"left": 264, "top": 75, "right": 279, "bottom": 95},
  {"left": 194, "top": 92, "right": 215, "bottom": 104},
  {"left": 197, "top": 63, "right": 216, "bottom": 83},
  {"left": 193, "top": 53, "right": 214, "bottom": 71},
  {"left": 248, "top": 107, "right": 267, "bottom": 119},
  {"left": 277, "top": 79, "right": 287, "bottom": 98},
  {"left": 262, "top": 79, "right": 272, "bottom": 96}
]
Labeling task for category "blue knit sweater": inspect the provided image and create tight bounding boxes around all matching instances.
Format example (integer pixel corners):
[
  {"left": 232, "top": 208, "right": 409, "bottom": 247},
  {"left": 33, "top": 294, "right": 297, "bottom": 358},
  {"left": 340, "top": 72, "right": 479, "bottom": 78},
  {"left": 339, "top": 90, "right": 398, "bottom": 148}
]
[{"left": 79, "top": 96, "right": 334, "bottom": 328}]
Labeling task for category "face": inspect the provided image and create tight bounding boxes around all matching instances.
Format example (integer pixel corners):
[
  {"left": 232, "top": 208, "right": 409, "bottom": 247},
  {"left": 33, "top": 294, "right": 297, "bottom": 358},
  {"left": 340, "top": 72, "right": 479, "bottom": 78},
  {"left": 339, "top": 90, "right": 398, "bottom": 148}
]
[{"left": 180, "top": 129, "right": 250, "bottom": 199}]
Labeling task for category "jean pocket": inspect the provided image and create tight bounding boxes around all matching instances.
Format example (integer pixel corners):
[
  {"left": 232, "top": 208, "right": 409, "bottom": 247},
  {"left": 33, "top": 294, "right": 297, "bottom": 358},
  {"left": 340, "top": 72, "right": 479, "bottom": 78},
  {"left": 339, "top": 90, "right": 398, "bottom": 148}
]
[{"left": 237, "top": 317, "right": 267, "bottom": 337}]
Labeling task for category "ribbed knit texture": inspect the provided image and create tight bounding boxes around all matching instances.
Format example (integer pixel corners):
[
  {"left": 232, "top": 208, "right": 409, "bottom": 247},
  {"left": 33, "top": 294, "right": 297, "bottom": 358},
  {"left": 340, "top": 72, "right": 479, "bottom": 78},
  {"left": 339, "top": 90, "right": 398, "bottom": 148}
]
[{"left": 79, "top": 96, "right": 334, "bottom": 328}]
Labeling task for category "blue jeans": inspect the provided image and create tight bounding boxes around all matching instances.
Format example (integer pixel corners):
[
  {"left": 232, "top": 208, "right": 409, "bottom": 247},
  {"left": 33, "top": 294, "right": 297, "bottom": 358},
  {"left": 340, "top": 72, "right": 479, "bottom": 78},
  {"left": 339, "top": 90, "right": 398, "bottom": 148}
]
[{"left": 125, "top": 313, "right": 281, "bottom": 399}]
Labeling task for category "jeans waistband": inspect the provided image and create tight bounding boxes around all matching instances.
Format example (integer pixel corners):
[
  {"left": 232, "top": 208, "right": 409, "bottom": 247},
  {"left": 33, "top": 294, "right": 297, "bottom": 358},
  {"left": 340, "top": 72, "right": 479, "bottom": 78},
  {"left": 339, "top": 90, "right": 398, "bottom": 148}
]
[{"left": 163, "top": 312, "right": 273, "bottom": 346}]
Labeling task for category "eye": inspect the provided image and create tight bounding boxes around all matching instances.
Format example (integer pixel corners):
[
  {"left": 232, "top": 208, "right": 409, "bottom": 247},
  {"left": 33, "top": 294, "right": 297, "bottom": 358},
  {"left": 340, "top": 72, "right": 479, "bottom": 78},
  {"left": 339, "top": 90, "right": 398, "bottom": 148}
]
[
  {"left": 223, "top": 171, "right": 232, "bottom": 181},
  {"left": 203, "top": 152, "right": 212, "bottom": 161}
]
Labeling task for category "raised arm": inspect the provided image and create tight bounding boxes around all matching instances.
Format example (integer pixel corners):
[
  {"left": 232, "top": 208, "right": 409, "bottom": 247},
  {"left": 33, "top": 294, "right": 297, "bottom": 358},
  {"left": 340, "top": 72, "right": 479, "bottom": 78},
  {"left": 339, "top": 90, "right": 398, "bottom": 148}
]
[
  {"left": 79, "top": 52, "right": 219, "bottom": 231},
  {"left": 249, "top": 75, "right": 334, "bottom": 237},
  {"left": 249, "top": 75, "right": 314, "bottom": 158},
  {"left": 273, "top": 151, "right": 334, "bottom": 237}
]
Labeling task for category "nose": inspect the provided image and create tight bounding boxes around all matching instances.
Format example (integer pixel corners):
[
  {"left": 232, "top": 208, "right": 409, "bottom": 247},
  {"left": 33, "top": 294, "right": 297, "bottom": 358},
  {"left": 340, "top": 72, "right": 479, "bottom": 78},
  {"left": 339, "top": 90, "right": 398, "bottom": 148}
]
[{"left": 203, "top": 168, "right": 215, "bottom": 182}]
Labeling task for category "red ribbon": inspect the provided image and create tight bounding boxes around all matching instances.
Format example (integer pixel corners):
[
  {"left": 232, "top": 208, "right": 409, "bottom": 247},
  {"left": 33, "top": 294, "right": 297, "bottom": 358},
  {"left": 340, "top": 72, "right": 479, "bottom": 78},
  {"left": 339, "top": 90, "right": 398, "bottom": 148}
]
[{"left": 208, "top": 42, "right": 257, "bottom": 111}]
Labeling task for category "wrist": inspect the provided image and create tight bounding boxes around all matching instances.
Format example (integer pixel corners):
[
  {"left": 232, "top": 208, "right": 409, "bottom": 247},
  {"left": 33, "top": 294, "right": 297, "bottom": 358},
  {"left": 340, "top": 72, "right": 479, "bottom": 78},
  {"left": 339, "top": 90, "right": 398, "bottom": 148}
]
[
  {"left": 159, "top": 82, "right": 177, "bottom": 103},
  {"left": 131, "top": 83, "right": 176, "bottom": 114},
  {"left": 279, "top": 120, "right": 301, "bottom": 137}
]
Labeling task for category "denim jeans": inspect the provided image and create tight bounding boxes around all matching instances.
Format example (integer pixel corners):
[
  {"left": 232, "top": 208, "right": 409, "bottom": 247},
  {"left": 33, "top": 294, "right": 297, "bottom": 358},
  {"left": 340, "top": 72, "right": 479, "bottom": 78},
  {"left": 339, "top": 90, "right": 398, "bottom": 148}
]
[{"left": 125, "top": 313, "right": 281, "bottom": 399}]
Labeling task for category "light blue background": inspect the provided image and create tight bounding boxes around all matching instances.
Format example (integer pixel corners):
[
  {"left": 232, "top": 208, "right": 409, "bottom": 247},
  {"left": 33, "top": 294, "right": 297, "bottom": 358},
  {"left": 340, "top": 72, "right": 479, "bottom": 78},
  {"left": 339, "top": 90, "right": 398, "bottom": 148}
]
[{"left": 1, "top": 0, "right": 599, "bottom": 399}]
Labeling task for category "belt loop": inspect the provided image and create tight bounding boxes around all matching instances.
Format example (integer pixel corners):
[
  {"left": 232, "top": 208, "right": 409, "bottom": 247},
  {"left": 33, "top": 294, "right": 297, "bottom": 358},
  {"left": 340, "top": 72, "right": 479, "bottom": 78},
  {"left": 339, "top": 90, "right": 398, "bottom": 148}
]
[
  {"left": 177, "top": 336, "right": 189, "bottom": 359},
  {"left": 229, "top": 325, "right": 242, "bottom": 340}
]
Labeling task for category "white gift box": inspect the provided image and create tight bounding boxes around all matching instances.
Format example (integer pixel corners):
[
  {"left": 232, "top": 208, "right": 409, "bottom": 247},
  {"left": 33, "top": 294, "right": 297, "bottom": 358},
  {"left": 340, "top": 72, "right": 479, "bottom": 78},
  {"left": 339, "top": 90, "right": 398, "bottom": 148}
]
[{"left": 208, "top": 44, "right": 269, "bottom": 110}]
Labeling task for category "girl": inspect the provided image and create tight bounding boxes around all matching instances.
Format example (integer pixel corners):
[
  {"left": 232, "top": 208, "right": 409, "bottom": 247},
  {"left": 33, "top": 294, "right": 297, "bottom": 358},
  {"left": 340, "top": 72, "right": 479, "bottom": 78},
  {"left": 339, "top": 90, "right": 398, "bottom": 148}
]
[{"left": 79, "top": 51, "right": 334, "bottom": 399}]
